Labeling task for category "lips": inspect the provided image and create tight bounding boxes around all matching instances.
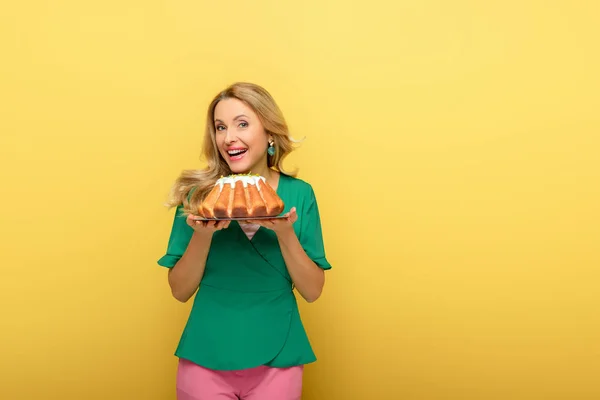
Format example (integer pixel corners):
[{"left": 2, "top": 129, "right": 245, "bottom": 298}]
[{"left": 226, "top": 148, "right": 247, "bottom": 161}]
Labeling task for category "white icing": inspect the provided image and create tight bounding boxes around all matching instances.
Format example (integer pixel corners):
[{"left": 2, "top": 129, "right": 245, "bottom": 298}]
[{"left": 215, "top": 175, "right": 266, "bottom": 191}]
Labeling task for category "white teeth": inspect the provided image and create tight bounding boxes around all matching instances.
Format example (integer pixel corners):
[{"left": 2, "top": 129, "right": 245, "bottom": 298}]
[{"left": 227, "top": 149, "right": 246, "bottom": 155}]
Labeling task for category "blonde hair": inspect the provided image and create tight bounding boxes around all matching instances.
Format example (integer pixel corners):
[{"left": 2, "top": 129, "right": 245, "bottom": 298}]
[{"left": 165, "top": 82, "right": 301, "bottom": 215}]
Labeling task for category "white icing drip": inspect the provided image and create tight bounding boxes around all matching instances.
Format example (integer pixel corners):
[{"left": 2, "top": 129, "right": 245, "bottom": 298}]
[{"left": 215, "top": 175, "right": 266, "bottom": 191}]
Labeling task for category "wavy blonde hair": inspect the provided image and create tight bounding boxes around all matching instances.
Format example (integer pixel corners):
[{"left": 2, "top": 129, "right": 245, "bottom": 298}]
[{"left": 165, "top": 82, "right": 301, "bottom": 215}]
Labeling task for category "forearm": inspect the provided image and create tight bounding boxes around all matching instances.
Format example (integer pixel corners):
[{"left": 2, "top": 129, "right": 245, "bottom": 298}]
[
  {"left": 168, "top": 232, "right": 213, "bottom": 302},
  {"left": 276, "top": 229, "right": 324, "bottom": 303}
]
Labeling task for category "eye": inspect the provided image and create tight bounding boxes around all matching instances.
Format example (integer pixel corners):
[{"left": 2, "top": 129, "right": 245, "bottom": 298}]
[
  {"left": 239, "top": 121, "right": 248, "bottom": 128},
  {"left": 215, "top": 125, "right": 226, "bottom": 131}
]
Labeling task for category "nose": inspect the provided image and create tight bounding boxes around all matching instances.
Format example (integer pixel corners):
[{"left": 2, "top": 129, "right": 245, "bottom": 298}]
[{"left": 224, "top": 129, "right": 237, "bottom": 145}]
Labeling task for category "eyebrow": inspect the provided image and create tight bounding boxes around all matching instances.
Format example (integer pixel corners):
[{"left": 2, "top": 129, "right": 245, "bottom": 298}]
[{"left": 214, "top": 114, "right": 248, "bottom": 123}]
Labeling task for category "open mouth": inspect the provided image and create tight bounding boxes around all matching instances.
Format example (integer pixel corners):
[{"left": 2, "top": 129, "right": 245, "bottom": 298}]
[{"left": 227, "top": 148, "right": 247, "bottom": 160}]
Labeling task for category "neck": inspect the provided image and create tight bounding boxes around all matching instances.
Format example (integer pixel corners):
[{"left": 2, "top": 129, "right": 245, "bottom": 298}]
[
  {"left": 240, "top": 164, "right": 279, "bottom": 189},
  {"left": 247, "top": 163, "right": 272, "bottom": 181}
]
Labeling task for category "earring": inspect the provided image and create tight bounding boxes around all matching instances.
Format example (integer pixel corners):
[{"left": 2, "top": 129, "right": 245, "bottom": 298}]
[{"left": 267, "top": 141, "right": 276, "bottom": 156}]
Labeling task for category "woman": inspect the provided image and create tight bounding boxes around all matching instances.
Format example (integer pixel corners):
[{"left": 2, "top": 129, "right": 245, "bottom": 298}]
[{"left": 157, "top": 82, "right": 332, "bottom": 399}]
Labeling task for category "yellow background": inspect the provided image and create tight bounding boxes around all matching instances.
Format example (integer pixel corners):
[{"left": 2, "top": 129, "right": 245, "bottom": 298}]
[{"left": 1, "top": 1, "right": 598, "bottom": 399}]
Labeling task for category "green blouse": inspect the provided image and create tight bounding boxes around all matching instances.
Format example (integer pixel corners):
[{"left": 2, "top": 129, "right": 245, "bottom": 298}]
[{"left": 157, "top": 173, "right": 332, "bottom": 371}]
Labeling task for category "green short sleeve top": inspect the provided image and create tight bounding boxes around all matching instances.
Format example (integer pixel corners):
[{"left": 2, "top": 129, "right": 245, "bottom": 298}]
[{"left": 157, "top": 173, "right": 332, "bottom": 371}]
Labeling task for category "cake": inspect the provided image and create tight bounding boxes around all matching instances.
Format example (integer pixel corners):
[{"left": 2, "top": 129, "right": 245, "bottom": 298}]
[{"left": 198, "top": 174, "right": 284, "bottom": 219}]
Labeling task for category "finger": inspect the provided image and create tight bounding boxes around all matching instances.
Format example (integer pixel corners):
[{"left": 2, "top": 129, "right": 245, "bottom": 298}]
[
  {"left": 187, "top": 215, "right": 196, "bottom": 226},
  {"left": 190, "top": 218, "right": 202, "bottom": 228},
  {"left": 219, "top": 220, "right": 230, "bottom": 229},
  {"left": 191, "top": 216, "right": 208, "bottom": 225}
]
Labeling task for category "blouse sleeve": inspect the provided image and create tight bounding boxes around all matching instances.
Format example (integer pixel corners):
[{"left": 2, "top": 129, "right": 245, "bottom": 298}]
[
  {"left": 157, "top": 205, "right": 194, "bottom": 268},
  {"left": 299, "top": 186, "right": 332, "bottom": 270}
]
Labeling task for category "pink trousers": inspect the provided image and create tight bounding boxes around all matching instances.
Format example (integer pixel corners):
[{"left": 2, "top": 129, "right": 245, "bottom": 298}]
[{"left": 176, "top": 358, "right": 304, "bottom": 400}]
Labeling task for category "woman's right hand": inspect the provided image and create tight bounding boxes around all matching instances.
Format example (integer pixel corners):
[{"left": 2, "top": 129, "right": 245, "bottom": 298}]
[{"left": 186, "top": 214, "right": 231, "bottom": 234}]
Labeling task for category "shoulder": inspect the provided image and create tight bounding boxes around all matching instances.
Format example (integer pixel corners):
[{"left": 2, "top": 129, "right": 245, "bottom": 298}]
[
  {"left": 279, "top": 174, "right": 320, "bottom": 220},
  {"left": 280, "top": 173, "right": 314, "bottom": 197}
]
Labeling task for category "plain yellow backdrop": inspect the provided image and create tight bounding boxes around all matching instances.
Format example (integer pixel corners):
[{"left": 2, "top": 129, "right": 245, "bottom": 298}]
[{"left": 1, "top": 1, "right": 599, "bottom": 399}]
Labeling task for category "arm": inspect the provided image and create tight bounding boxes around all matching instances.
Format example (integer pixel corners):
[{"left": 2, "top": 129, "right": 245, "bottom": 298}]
[
  {"left": 249, "top": 185, "right": 332, "bottom": 303},
  {"left": 168, "top": 231, "right": 213, "bottom": 302},
  {"left": 276, "top": 228, "right": 325, "bottom": 303},
  {"left": 167, "top": 216, "right": 230, "bottom": 303}
]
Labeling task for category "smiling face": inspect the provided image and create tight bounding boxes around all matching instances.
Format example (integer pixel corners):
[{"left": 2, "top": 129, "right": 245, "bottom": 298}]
[{"left": 213, "top": 98, "right": 271, "bottom": 176}]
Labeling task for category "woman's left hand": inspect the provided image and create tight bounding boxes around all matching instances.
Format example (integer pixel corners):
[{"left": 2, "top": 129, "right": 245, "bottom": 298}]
[{"left": 247, "top": 207, "right": 298, "bottom": 234}]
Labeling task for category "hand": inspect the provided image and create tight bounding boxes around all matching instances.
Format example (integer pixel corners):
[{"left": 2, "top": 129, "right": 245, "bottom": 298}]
[
  {"left": 186, "top": 214, "right": 231, "bottom": 234},
  {"left": 247, "top": 207, "right": 298, "bottom": 234}
]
